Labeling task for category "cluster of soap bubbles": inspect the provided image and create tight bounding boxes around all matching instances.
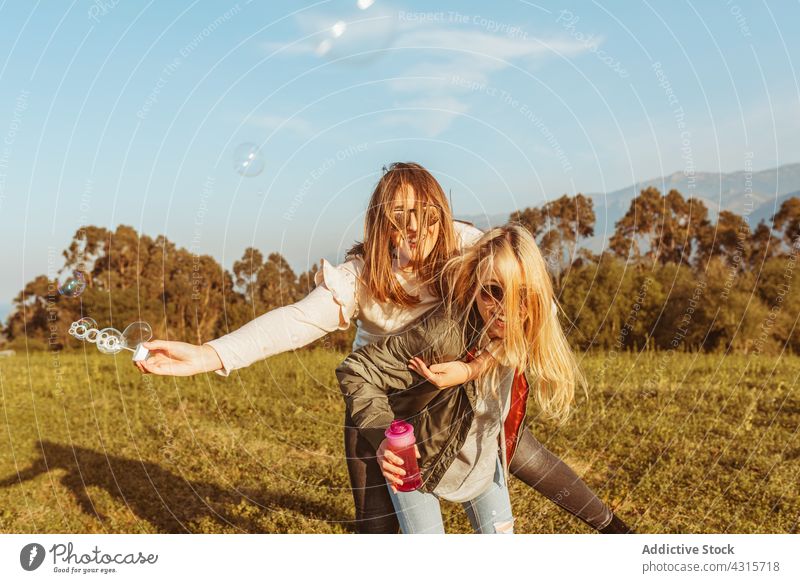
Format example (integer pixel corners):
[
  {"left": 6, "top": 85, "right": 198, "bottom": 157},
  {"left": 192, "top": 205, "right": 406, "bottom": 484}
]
[
  {"left": 230, "top": 2, "right": 397, "bottom": 181},
  {"left": 314, "top": 0, "right": 398, "bottom": 65},
  {"left": 69, "top": 318, "right": 152, "bottom": 360},
  {"left": 58, "top": 271, "right": 86, "bottom": 298},
  {"left": 233, "top": 142, "right": 265, "bottom": 177}
]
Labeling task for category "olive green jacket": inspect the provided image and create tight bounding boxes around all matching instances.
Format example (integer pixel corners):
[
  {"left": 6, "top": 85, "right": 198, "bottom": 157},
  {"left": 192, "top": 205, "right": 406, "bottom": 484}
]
[{"left": 335, "top": 305, "right": 493, "bottom": 493}]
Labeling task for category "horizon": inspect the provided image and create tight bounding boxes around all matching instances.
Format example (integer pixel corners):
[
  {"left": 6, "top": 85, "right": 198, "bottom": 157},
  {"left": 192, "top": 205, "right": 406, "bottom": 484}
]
[
  {"left": 2, "top": 157, "right": 798, "bottom": 324},
  {"left": 2, "top": 1, "right": 799, "bottom": 313}
]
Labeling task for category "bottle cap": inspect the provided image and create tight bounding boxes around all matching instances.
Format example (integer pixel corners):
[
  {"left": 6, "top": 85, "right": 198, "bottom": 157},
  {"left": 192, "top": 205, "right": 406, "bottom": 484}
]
[{"left": 385, "top": 419, "right": 414, "bottom": 440}]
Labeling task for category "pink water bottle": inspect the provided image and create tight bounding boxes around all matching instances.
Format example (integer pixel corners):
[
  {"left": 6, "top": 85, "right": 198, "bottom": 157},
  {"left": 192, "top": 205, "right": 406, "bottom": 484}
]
[{"left": 384, "top": 420, "right": 422, "bottom": 492}]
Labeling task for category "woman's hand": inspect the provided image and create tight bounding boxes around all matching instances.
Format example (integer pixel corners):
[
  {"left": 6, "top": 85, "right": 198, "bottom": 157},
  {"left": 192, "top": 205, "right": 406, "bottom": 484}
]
[
  {"left": 408, "top": 356, "right": 472, "bottom": 389},
  {"left": 134, "top": 341, "right": 222, "bottom": 377},
  {"left": 376, "top": 438, "right": 420, "bottom": 493}
]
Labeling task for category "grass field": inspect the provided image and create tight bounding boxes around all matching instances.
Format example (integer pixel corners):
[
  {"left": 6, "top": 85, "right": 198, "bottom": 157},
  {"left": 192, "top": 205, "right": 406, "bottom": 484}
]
[{"left": 0, "top": 349, "right": 798, "bottom": 534}]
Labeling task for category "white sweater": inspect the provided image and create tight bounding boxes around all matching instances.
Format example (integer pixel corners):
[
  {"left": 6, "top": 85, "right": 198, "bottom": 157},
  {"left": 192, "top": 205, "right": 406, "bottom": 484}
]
[{"left": 205, "top": 221, "right": 485, "bottom": 376}]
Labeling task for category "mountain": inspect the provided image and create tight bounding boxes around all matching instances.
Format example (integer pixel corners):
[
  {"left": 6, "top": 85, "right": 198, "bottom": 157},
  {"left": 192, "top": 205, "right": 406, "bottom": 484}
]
[
  {"left": 749, "top": 190, "right": 800, "bottom": 227},
  {"left": 454, "top": 212, "right": 509, "bottom": 232},
  {"left": 460, "top": 163, "right": 800, "bottom": 251}
]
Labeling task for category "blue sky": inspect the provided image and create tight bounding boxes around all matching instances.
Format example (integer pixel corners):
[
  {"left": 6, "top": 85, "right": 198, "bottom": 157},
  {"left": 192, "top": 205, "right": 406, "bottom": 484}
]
[{"left": 1, "top": 0, "right": 799, "bottom": 316}]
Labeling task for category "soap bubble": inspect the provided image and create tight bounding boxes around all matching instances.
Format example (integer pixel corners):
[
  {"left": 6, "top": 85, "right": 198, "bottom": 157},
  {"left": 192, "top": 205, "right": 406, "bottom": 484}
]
[
  {"left": 70, "top": 317, "right": 98, "bottom": 340},
  {"left": 97, "top": 328, "right": 124, "bottom": 354},
  {"left": 121, "top": 321, "right": 153, "bottom": 349},
  {"left": 314, "top": 2, "right": 398, "bottom": 66},
  {"left": 233, "top": 143, "right": 265, "bottom": 177},
  {"left": 58, "top": 271, "right": 86, "bottom": 298}
]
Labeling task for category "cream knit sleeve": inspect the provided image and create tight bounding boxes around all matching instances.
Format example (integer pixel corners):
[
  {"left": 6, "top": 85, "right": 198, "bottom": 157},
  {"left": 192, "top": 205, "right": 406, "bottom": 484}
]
[{"left": 204, "top": 258, "right": 360, "bottom": 376}]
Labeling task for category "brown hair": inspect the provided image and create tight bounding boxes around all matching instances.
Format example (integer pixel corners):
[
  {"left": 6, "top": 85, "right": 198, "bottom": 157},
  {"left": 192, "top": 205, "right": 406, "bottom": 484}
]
[{"left": 348, "top": 162, "right": 459, "bottom": 306}]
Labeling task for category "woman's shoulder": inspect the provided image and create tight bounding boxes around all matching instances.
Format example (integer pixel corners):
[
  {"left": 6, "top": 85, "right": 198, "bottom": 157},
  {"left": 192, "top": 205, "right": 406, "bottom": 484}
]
[
  {"left": 313, "top": 257, "right": 363, "bottom": 311},
  {"left": 316, "top": 256, "right": 363, "bottom": 279},
  {"left": 452, "top": 220, "right": 485, "bottom": 249}
]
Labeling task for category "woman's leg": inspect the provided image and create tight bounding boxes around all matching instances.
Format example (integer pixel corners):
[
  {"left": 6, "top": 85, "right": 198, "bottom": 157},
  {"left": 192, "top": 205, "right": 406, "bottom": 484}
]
[
  {"left": 343, "top": 414, "right": 400, "bottom": 534},
  {"left": 386, "top": 484, "right": 445, "bottom": 534},
  {"left": 509, "top": 428, "right": 632, "bottom": 533},
  {"left": 462, "top": 458, "right": 515, "bottom": 534}
]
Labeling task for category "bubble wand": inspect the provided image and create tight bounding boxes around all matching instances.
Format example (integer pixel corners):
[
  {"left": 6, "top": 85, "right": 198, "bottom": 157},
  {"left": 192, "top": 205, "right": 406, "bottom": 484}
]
[{"left": 69, "top": 318, "right": 152, "bottom": 361}]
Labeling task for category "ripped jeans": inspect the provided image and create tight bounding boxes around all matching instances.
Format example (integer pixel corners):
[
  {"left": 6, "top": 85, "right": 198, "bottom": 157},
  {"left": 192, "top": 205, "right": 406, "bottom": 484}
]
[{"left": 386, "top": 456, "right": 514, "bottom": 534}]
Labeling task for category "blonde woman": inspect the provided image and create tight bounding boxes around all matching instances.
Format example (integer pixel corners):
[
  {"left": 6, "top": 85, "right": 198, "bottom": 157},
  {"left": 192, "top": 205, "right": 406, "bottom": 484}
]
[
  {"left": 336, "top": 225, "right": 580, "bottom": 533},
  {"left": 138, "top": 163, "right": 630, "bottom": 533}
]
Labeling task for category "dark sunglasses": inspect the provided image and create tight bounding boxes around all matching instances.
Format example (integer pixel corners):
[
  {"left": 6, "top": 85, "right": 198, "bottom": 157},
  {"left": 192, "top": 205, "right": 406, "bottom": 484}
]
[
  {"left": 389, "top": 206, "right": 441, "bottom": 230},
  {"left": 479, "top": 284, "right": 505, "bottom": 304}
]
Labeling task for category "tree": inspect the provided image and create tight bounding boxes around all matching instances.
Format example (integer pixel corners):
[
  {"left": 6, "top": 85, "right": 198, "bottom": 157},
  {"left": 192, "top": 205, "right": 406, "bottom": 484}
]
[
  {"left": 610, "top": 186, "right": 663, "bottom": 263},
  {"left": 233, "top": 247, "right": 265, "bottom": 303},
  {"left": 695, "top": 210, "right": 751, "bottom": 270},
  {"left": 610, "top": 187, "right": 714, "bottom": 267},
  {"left": 772, "top": 196, "right": 800, "bottom": 247},
  {"left": 748, "top": 220, "right": 781, "bottom": 269},
  {"left": 511, "top": 193, "right": 595, "bottom": 285}
]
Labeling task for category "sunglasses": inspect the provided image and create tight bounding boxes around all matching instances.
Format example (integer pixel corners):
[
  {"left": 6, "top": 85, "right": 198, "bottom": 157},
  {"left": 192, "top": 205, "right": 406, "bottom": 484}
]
[
  {"left": 389, "top": 206, "right": 442, "bottom": 231},
  {"left": 479, "top": 283, "right": 505, "bottom": 304}
]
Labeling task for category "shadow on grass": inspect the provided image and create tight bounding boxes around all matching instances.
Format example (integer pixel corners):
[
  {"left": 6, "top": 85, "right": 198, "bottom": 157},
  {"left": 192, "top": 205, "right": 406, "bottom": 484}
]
[{"left": 0, "top": 440, "right": 354, "bottom": 533}]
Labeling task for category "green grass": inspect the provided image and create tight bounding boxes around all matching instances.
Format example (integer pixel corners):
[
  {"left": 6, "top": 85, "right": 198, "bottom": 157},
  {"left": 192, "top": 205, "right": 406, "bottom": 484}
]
[{"left": 0, "top": 349, "right": 797, "bottom": 533}]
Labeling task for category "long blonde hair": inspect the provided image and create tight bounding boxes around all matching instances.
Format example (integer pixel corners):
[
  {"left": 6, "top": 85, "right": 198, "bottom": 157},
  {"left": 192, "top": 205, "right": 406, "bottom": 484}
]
[
  {"left": 347, "top": 162, "right": 459, "bottom": 306},
  {"left": 441, "top": 224, "right": 583, "bottom": 423}
]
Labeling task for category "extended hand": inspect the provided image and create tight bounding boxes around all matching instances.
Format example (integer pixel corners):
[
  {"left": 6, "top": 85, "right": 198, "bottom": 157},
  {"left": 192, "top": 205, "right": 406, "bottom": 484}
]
[
  {"left": 408, "top": 356, "right": 472, "bottom": 389},
  {"left": 135, "top": 341, "right": 222, "bottom": 377}
]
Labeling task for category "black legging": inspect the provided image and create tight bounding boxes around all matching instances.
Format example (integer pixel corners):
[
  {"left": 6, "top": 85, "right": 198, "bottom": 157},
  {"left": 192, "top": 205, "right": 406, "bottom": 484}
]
[{"left": 343, "top": 414, "right": 626, "bottom": 533}]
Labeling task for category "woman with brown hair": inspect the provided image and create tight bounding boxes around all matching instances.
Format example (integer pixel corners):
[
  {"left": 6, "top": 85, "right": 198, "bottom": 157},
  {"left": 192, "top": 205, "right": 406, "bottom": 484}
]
[{"left": 138, "top": 162, "right": 631, "bottom": 534}]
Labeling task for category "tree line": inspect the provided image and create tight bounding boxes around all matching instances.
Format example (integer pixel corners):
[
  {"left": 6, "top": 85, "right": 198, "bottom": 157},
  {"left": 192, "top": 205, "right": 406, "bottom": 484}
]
[
  {"left": 513, "top": 189, "right": 800, "bottom": 354},
  {"left": 3, "top": 225, "right": 350, "bottom": 352},
  {"left": 5, "top": 187, "right": 800, "bottom": 355}
]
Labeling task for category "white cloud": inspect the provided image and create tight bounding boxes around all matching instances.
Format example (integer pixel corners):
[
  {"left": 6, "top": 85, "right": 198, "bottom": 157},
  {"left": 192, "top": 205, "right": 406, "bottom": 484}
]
[
  {"left": 380, "top": 96, "right": 471, "bottom": 137},
  {"left": 384, "top": 28, "right": 599, "bottom": 136},
  {"left": 258, "top": 7, "right": 602, "bottom": 137},
  {"left": 247, "top": 115, "right": 315, "bottom": 138},
  {"left": 395, "top": 28, "right": 599, "bottom": 61}
]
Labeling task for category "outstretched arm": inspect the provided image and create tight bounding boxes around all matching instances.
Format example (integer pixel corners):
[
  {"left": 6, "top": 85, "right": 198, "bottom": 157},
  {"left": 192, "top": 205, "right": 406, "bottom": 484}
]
[{"left": 138, "top": 259, "right": 359, "bottom": 377}]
